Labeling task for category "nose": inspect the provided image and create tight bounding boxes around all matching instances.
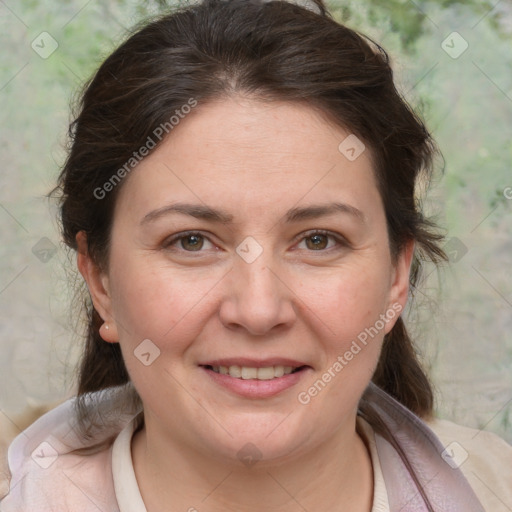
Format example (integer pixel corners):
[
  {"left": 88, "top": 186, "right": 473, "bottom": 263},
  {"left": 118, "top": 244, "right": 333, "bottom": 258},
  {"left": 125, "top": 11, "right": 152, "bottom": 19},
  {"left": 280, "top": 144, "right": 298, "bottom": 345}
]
[{"left": 218, "top": 256, "right": 297, "bottom": 336}]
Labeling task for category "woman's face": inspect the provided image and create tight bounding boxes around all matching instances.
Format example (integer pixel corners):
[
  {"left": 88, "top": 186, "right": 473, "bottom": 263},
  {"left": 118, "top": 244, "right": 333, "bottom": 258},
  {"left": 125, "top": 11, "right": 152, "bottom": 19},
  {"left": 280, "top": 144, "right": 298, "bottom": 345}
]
[{"left": 81, "top": 97, "right": 412, "bottom": 464}]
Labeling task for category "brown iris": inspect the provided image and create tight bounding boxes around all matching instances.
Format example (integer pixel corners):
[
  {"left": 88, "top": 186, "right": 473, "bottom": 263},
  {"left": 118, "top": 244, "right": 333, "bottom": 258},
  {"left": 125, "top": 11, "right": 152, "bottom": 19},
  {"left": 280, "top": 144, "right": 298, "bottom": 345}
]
[
  {"left": 305, "top": 234, "right": 328, "bottom": 250},
  {"left": 181, "top": 234, "right": 204, "bottom": 251}
]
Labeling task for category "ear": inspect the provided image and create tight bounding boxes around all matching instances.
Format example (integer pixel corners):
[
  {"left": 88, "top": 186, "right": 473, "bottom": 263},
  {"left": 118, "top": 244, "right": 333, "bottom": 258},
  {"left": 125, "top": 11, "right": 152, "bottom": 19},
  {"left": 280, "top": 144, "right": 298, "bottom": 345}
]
[
  {"left": 76, "top": 231, "right": 119, "bottom": 343},
  {"left": 384, "top": 239, "right": 415, "bottom": 334}
]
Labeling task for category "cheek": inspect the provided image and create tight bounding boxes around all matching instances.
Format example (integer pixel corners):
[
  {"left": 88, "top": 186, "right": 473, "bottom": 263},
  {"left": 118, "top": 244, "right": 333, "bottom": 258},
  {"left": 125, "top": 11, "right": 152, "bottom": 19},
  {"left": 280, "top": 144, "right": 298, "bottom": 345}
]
[
  {"left": 301, "top": 264, "right": 394, "bottom": 400},
  {"left": 296, "top": 269, "right": 392, "bottom": 409},
  {"left": 108, "top": 255, "right": 218, "bottom": 352},
  {"left": 303, "top": 262, "right": 392, "bottom": 341}
]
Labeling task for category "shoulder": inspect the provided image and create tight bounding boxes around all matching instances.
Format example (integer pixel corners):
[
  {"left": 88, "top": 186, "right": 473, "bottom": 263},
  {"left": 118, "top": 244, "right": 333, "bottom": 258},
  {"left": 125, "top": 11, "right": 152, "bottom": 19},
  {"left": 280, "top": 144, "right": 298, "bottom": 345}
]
[
  {"left": 0, "top": 385, "right": 140, "bottom": 512},
  {"left": 426, "top": 417, "right": 512, "bottom": 512}
]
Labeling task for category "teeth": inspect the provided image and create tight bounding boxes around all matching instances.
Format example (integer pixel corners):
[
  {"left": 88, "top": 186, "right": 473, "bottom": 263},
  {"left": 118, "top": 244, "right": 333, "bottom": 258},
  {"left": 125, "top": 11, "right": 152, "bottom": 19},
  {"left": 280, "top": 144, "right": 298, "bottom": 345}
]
[
  {"left": 210, "top": 365, "right": 298, "bottom": 380},
  {"left": 257, "top": 367, "right": 276, "bottom": 380},
  {"left": 241, "top": 367, "right": 257, "bottom": 379},
  {"left": 229, "top": 365, "right": 242, "bottom": 378}
]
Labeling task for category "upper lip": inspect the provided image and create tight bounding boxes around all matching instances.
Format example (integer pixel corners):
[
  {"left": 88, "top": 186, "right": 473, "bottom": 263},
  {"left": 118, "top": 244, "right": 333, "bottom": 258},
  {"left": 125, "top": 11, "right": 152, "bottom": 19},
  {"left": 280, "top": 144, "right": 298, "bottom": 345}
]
[{"left": 199, "top": 358, "right": 310, "bottom": 368}]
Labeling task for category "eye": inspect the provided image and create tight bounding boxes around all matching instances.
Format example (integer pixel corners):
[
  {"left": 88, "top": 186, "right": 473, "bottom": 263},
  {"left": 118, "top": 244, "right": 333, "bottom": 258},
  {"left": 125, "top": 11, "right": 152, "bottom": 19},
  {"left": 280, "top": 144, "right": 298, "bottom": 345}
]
[
  {"left": 163, "top": 232, "right": 215, "bottom": 252},
  {"left": 296, "top": 230, "right": 346, "bottom": 251}
]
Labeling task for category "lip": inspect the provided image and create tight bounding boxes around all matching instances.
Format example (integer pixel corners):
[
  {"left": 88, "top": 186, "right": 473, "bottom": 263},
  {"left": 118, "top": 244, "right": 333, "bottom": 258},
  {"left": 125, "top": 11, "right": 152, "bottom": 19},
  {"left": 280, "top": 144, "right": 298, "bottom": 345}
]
[{"left": 199, "top": 360, "right": 312, "bottom": 399}]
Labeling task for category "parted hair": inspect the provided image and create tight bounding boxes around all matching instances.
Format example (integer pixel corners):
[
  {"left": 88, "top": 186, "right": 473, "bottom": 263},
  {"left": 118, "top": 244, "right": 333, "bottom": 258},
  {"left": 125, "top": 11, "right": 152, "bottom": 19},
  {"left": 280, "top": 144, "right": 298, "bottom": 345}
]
[{"left": 53, "top": 0, "right": 446, "bottom": 424}]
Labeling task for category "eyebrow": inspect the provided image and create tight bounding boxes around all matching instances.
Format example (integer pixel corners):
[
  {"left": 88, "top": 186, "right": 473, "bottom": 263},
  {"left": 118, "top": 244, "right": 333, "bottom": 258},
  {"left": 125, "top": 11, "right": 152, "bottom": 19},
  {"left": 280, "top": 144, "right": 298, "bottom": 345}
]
[{"left": 140, "top": 201, "right": 365, "bottom": 226}]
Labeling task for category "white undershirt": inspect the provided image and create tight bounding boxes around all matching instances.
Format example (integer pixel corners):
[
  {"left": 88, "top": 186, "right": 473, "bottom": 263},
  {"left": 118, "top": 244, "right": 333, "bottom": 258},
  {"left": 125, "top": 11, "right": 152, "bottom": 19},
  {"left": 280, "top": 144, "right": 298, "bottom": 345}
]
[
  {"left": 111, "top": 415, "right": 390, "bottom": 512},
  {"left": 357, "top": 417, "right": 391, "bottom": 512},
  {"left": 112, "top": 414, "right": 147, "bottom": 512}
]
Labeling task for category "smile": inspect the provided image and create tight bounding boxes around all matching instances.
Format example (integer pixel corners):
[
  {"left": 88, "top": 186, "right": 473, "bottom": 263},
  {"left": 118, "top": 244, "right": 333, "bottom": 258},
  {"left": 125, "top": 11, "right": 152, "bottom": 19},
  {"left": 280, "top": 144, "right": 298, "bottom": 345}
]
[
  {"left": 200, "top": 363, "right": 311, "bottom": 399},
  {"left": 205, "top": 365, "right": 304, "bottom": 380}
]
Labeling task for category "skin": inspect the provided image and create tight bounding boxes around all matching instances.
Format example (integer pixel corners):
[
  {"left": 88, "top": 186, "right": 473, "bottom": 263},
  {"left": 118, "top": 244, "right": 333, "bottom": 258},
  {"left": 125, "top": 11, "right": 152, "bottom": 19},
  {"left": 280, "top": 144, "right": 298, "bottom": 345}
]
[{"left": 77, "top": 96, "right": 414, "bottom": 512}]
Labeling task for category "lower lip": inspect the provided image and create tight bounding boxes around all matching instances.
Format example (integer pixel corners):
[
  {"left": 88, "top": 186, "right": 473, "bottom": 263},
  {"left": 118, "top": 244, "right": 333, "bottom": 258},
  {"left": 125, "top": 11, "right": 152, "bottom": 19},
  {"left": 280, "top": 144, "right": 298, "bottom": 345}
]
[{"left": 201, "top": 366, "right": 310, "bottom": 398}]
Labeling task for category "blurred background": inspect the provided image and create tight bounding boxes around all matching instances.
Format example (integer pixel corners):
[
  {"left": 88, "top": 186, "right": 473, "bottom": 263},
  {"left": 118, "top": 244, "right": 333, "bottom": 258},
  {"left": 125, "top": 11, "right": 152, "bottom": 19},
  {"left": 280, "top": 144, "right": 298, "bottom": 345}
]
[{"left": 0, "top": 0, "right": 511, "bottom": 442}]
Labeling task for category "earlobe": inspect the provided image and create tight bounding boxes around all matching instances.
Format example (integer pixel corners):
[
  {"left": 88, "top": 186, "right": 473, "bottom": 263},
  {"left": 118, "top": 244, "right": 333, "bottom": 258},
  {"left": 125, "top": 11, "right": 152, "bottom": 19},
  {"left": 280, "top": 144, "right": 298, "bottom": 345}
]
[
  {"left": 99, "top": 320, "right": 117, "bottom": 343},
  {"left": 76, "top": 231, "right": 119, "bottom": 343}
]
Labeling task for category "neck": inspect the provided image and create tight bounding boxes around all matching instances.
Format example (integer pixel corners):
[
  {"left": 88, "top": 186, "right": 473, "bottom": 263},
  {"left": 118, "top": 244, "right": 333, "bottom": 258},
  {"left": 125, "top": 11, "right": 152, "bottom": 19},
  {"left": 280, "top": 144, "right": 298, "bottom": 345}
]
[{"left": 131, "top": 414, "right": 374, "bottom": 512}]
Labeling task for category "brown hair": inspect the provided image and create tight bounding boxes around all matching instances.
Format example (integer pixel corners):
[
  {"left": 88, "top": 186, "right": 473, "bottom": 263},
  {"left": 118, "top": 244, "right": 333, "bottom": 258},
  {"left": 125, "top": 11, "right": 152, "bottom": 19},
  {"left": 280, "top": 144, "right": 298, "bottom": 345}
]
[{"left": 53, "top": 0, "right": 445, "bottom": 423}]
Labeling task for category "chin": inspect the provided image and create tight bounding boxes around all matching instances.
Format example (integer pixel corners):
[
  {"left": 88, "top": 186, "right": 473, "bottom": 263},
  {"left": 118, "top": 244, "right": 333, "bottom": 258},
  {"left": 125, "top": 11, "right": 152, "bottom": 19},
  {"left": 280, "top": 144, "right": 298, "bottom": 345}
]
[{"left": 204, "top": 414, "right": 314, "bottom": 465}]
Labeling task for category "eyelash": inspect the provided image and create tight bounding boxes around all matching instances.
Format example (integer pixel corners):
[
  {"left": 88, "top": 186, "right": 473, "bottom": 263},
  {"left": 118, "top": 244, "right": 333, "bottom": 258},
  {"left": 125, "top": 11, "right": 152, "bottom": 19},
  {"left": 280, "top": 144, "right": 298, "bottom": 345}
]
[{"left": 162, "top": 229, "right": 348, "bottom": 253}]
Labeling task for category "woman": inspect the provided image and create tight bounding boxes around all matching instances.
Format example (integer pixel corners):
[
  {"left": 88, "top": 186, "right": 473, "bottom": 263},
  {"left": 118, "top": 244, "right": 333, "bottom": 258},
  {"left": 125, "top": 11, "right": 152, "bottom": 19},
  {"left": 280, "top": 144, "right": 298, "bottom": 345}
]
[{"left": 2, "top": 0, "right": 511, "bottom": 510}]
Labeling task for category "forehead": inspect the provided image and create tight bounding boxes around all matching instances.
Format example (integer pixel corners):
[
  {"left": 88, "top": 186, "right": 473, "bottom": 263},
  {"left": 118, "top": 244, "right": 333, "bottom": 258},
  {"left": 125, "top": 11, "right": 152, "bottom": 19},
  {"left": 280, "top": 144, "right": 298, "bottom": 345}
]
[{"left": 114, "top": 97, "right": 380, "bottom": 222}]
